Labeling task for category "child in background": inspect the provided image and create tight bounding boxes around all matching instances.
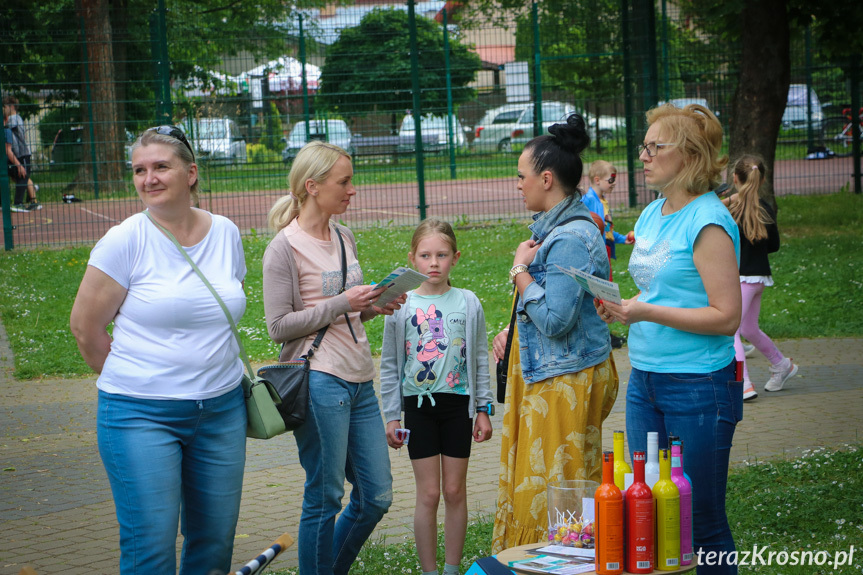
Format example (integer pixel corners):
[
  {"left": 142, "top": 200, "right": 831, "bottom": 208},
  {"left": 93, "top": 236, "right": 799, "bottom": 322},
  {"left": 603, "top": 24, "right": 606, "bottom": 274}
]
[
  {"left": 725, "top": 154, "right": 798, "bottom": 400},
  {"left": 583, "top": 160, "right": 634, "bottom": 266},
  {"left": 380, "top": 219, "right": 494, "bottom": 575},
  {"left": 583, "top": 160, "right": 633, "bottom": 348}
]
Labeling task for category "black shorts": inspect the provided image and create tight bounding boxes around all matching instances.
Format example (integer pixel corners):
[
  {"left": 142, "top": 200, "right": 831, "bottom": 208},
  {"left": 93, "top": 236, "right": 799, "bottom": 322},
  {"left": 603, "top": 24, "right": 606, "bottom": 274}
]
[{"left": 403, "top": 393, "right": 472, "bottom": 460}]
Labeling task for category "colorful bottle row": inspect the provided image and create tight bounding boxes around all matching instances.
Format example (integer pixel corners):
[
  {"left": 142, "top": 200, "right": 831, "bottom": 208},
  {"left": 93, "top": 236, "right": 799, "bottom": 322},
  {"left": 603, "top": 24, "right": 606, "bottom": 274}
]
[{"left": 593, "top": 431, "right": 694, "bottom": 574}]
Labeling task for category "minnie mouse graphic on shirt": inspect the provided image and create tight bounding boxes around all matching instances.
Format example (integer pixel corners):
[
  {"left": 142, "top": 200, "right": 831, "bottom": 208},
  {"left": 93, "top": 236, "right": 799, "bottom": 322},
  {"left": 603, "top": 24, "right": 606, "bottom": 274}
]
[{"left": 411, "top": 304, "right": 449, "bottom": 383}]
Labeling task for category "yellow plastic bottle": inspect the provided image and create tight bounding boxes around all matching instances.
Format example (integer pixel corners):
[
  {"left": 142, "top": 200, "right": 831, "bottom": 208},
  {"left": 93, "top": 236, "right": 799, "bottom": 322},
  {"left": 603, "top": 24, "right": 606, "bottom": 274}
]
[
  {"left": 612, "top": 430, "right": 632, "bottom": 491},
  {"left": 653, "top": 448, "right": 680, "bottom": 571}
]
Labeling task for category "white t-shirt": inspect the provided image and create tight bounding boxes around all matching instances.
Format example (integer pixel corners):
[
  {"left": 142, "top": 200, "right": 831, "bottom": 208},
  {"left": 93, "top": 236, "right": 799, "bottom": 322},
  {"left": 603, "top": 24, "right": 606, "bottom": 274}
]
[{"left": 89, "top": 211, "right": 247, "bottom": 399}]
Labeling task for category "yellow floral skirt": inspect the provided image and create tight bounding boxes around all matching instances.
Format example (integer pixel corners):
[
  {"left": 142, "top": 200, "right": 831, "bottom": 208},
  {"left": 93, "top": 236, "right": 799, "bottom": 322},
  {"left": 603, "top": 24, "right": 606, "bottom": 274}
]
[{"left": 491, "top": 327, "right": 619, "bottom": 554}]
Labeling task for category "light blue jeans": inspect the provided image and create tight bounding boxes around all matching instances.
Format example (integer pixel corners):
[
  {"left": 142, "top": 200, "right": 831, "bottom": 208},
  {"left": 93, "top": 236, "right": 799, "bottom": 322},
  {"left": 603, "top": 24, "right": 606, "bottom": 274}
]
[
  {"left": 625, "top": 362, "right": 742, "bottom": 575},
  {"left": 294, "top": 371, "right": 393, "bottom": 575},
  {"left": 97, "top": 386, "right": 246, "bottom": 575}
]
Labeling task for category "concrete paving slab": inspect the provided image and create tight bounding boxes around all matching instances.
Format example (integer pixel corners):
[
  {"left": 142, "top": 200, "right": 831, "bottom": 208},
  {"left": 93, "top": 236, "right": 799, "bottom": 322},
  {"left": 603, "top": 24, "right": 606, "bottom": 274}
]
[{"left": 1, "top": 338, "right": 861, "bottom": 574}]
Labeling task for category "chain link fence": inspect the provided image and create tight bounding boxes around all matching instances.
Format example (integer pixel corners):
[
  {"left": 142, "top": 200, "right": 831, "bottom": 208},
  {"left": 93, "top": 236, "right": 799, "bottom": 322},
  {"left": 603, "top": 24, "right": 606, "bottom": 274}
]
[{"left": 1, "top": 0, "right": 860, "bottom": 249}]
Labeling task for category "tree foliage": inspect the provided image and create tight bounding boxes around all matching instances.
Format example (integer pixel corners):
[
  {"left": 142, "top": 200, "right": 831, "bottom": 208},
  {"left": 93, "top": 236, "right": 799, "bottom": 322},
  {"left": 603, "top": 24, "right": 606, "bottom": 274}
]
[{"left": 317, "top": 8, "right": 482, "bottom": 116}]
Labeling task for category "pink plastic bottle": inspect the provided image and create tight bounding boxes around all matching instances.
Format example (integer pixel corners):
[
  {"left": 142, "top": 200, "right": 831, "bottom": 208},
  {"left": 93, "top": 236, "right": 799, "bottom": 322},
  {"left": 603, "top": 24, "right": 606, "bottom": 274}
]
[{"left": 670, "top": 443, "right": 693, "bottom": 566}]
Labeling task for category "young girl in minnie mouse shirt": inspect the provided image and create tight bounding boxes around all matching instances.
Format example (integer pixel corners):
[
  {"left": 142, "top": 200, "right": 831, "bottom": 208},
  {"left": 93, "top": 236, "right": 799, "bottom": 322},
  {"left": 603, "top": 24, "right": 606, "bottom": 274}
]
[{"left": 380, "top": 218, "right": 494, "bottom": 575}]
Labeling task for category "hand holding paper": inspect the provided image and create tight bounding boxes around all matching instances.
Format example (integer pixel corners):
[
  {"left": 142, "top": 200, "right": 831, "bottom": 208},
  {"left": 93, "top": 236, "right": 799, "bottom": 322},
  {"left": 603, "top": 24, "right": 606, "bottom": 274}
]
[
  {"left": 554, "top": 265, "right": 622, "bottom": 304},
  {"left": 372, "top": 267, "right": 429, "bottom": 307}
]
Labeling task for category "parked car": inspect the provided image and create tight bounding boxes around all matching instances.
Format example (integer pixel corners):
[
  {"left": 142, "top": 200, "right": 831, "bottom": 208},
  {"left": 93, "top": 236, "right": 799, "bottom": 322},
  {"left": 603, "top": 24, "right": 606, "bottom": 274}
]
[
  {"left": 52, "top": 126, "right": 138, "bottom": 169},
  {"left": 282, "top": 119, "right": 354, "bottom": 163},
  {"left": 509, "top": 101, "right": 576, "bottom": 148},
  {"left": 782, "top": 84, "right": 823, "bottom": 130},
  {"left": 178, "top": 117, "right": 247, "bottom": 165},
  {"left": 397, "top": 114, "right": 467, "bottom": 154},
  {"left": 472, "top": 103, "right": 529, "bottom": 153}
]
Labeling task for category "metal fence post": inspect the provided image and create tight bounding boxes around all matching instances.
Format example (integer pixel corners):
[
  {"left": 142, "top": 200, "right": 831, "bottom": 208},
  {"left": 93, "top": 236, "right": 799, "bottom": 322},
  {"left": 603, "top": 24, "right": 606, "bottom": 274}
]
[
  {"left": 299, "top": 13, "right": 310, "bottom": 138},
  {"left": 851, "top": 60, "right": 861, "bottom": 194},
  {"left": 0, "top": 76, "right": 12, "bottom": 250},
  {"left": 443, "top": 8, "right": 457, "bottom": 180},
  {"left": 621, "top": 0, "right": 638, "bottom": 208},
  {"left": 408, "top": 0, "right": 427, "bottom": 221},
  {"left": 79, "top": 16, "right": 100, "bottom": 200},
  {"left": 532, "top": 2, "right": 543, "bottom": 137},
  {"left": 805, "top": 26, "right": 816, "bottom": 149},
  {"left": 153, "top": 0, "right": 172, "bottom": 124},
  {"left": 661, "top": 0, "right": 670, "bottom": 102}
]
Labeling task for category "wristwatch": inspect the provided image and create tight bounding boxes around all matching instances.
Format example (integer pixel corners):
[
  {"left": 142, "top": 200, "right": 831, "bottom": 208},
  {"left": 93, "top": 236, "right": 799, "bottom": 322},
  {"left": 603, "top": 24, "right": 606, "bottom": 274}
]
[
  {"left": 476, "top": 403, "right": 495, "bottom": 416},
  {"left": 509, "top": 264, "right": 529, "bottom": 283}
]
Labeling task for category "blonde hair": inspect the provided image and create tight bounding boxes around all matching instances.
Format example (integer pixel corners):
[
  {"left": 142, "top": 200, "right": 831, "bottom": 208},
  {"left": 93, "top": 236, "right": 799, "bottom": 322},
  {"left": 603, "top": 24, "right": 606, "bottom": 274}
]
[
  {"left": 410, "top": 219, "right": 458, "bottom": 286},
  {"left": 729, "top": 154, "right": 770, "bottom": 242},
  {"left": 131, "top": 129, "right": 199, "bottom": 205},
  {"left": 588, "top": 160, "right": 616, "bottom": 182},
  {"left": 645, "top": 103, "right": 727, "bottom": 195},
  {"left": 410, "top": 218, "right": 458, "bottom": 254},
  {"left": 268, "top": 141, "right": 352, "bottom": 232}
]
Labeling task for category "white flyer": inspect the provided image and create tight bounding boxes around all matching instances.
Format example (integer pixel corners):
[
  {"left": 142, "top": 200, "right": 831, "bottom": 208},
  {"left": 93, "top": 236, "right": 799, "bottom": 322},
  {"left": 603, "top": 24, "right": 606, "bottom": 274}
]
[
  {"left": 554, "top": 265, "right": 622, "bottom": 305},
  {"left": 372, "top": 267, "right": 429, "bottom": 306}
]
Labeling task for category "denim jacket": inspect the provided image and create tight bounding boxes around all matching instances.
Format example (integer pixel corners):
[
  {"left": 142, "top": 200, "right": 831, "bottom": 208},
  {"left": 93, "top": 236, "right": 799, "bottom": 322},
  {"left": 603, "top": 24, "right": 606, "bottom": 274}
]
[{"left": 517, "top": 196, "right": 611, "bottom": 383}]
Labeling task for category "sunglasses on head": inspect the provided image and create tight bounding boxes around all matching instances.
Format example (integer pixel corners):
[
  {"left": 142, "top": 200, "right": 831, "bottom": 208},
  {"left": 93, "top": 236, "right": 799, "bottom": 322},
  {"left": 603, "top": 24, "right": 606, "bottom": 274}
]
[
  {"left": 146, "top": 125, "right": 194, "bottom": 158},
  {"left": 607, "top": 174, "right": 617, "bottom": 184}
]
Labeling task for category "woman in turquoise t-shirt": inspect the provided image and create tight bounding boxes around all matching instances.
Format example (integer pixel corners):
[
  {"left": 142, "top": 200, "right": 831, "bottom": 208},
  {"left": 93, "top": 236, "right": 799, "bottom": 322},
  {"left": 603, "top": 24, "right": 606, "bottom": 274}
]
[{"left": 597, "top": 103, "right": 742, "bottom": 575}]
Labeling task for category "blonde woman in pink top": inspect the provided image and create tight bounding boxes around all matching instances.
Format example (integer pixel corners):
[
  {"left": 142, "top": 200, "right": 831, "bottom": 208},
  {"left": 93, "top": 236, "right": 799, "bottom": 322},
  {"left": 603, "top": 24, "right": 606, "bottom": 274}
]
[{"left": 262, "top": 141, "right": 405, "bottom": 575}]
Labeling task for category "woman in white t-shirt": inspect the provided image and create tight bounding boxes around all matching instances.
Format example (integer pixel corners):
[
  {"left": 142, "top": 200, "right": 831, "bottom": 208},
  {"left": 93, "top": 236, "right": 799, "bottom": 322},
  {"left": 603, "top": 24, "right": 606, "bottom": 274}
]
[
  {"left": 70, "top": 126, "right": 247, "bottom": 575},
  {"left": 262, "top": 141, "right": 404, "bottom": 575}
]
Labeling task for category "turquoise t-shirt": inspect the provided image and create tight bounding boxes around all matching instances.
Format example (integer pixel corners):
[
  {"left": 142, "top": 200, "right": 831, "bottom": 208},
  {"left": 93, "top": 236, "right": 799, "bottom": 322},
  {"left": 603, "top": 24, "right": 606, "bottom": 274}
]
[
  {"left": 402, "top": 289, "right": 469, "bottom": 406},
  {"left": 628, "top": 192, "right": 740, "bottom": 373}
]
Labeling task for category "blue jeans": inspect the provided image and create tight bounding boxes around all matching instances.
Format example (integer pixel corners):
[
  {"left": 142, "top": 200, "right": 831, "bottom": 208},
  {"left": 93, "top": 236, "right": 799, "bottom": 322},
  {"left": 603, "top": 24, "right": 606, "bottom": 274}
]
[
  {"left": 97, "top": 386, "right": 246, "bottom": 575},
  {"left": 294, "top": 371, "right": 393, "bottom": 575},
  {"left": 625, "top": 362, "right": 742, "bottom": 575}
]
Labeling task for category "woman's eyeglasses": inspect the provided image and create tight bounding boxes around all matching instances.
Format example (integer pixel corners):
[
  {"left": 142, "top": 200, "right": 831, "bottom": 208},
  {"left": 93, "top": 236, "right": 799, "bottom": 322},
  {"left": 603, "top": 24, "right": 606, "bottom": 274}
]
[
  {"left": 146, "top": 125, "right": 194, "bottom": 157},
  {"left": 637, "top": 142, "right": 676, "bottom": 158}
]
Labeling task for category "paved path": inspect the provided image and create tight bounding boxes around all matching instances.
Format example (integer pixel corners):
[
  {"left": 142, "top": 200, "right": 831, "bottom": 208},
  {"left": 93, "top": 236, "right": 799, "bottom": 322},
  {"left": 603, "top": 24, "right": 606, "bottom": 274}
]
[{"left": 1, "top": 334, "right": 861, "bottom": 574}]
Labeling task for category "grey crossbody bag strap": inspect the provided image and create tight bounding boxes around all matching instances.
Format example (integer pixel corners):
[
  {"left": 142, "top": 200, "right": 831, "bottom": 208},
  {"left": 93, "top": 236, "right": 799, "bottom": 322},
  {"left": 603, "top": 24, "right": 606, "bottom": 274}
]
[{"left": 145, "top": 211, "right": 257, "bottom": 379}]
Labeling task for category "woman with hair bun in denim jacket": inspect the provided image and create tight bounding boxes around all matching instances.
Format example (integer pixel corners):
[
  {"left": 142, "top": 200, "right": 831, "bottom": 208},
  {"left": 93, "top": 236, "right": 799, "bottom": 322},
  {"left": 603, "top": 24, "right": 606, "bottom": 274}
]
[{"left": 490, "top": 114, "right": 619, "bottom": 553}]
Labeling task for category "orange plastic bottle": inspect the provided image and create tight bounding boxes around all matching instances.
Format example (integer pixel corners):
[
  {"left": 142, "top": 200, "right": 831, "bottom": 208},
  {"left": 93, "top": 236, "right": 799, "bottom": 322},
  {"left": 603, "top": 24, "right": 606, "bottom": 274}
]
[
  {"left": 624, "top": 450, "right": 654, "bottom": 573},
  {"left": 595, "top": 451, "right": 624, "bottom": 575}
]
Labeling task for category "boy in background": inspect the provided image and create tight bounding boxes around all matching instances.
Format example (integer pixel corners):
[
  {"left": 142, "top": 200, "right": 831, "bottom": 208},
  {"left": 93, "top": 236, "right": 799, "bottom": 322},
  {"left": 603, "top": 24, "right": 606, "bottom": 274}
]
[{"left": 583, "top": 160, "right": 633, "bottom": 348}]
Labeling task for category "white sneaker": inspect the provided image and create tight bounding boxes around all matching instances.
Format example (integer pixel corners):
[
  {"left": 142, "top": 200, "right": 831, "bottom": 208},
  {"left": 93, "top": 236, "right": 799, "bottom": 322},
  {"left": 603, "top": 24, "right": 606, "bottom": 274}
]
[
  {"left": 743, "top": 381, "right": 758, "bottom": 401},
  {"left": 742, "top": 342, "right": 756, "bottom": 357},
  {"left": 764, "top": 358, "right": 798, "bottom": 392}
]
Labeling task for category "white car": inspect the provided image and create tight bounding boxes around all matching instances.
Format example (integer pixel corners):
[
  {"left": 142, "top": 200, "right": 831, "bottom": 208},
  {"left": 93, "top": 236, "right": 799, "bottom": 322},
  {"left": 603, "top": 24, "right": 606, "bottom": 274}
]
[
  {"left": 509, "top": 101, "right": 576, "bottom": 147},
  {"left": 472, "top": 103, "right": 529, "bottom": 153},
  {"left": 178, "top": 117, "right": 247, "bottom": 165},
  {"left": 398, "top": 114, "right": 467, "bottom": 154},
  {"left": 509, "top": 102, "right": 624, "bottom": 147},
  {"left": 782, "top": 84, "right": 823, "bottom": 130},
  {"left": 282, "top": 119, "right": 354, "bottom": 163}
]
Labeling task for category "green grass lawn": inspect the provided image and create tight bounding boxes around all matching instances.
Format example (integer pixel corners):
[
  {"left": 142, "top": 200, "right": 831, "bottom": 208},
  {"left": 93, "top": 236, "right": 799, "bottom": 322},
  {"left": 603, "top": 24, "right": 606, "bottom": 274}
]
[
  {"left": 0, "top": 191, "right": 860, "bottom": 379},
  {"left": 265, "top": 444, "right": 862, "bottom": 575}
]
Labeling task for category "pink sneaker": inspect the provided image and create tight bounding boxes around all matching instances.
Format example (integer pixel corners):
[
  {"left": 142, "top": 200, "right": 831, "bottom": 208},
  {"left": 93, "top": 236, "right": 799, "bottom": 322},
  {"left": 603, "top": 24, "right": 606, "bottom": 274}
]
[{"left": 743, "top": 381, "right": 758, "bottom": 401}]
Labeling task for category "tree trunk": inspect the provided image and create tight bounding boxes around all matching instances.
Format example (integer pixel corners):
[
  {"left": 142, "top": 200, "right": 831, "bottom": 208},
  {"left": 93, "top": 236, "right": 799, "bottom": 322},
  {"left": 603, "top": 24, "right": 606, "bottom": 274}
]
[
  {"left": 77, "top": 0, "right": 125, "bottom": 195},
  {"left": 727, "top": 0, "right": 790, "bottom": 208}
]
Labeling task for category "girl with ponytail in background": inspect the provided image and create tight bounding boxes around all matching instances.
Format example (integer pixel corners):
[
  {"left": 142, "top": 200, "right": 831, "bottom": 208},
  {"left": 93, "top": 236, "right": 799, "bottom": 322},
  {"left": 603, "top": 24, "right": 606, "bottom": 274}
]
[{"left": 725, "top": 154, "right": 797, "bottom": 400}]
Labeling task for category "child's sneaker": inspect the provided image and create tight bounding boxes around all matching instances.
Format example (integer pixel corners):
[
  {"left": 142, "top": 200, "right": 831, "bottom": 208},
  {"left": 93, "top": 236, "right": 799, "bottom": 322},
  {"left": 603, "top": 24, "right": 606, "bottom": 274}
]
[
  {"left": 743, "top": 381, "right": 758, "bottom": 401},
  {"left": 742, "top": 342, "right": 756, "bottom": 357},
  {"left": 764, "top": 358, "right": 798, "bottom": 392}
]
